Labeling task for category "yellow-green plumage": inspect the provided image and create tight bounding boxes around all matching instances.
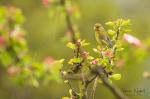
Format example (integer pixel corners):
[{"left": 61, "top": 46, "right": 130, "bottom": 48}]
[{"left": 94, "top": 23, "right": 112, "bottom": 48}]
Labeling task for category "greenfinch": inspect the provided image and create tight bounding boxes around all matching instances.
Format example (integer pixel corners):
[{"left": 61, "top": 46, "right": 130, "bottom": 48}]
[{"left": 94, "top": 23, "right": 112, "bottom": 48}]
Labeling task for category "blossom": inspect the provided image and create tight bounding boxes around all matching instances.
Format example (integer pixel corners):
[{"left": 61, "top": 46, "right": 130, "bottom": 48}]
[
  {"left": 91, "top": 60, "right": 98, "bottom": 65},
  {"left": 7, "top": 66, "right": 20, "bottom": 76},
  {"left": 42, "top": 0, "right": 49, "bottom": 7},
  {"left": 0, "top": 36, "right": 5, "bottom": 46},
  {"left": 123, "top": 33, "right": 141, "bottom": 47},
  {"left": 81, "top": 51, "right": 89, "bottom": 58},
  {"left": 42, "top": 0, "right": 54, "bottom": 7},
  {"left": 43, "top": 56, "right": 55, "bottom": 65},
  {"left": 43, "top": 56, "right": 55, "bottom": 69},
  {"left": 10, "top": 27, "right": 25, "bottom": 39},
  {"left": 104, "top": 50, "right": 113, "bottom": 58}
]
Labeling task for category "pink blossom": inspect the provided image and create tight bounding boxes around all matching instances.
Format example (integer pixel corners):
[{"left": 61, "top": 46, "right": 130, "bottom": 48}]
[
  {"left": 104, "top": 50, "right": 113, "bottom": 58},
  {"left": 81, "top": 51, "right": 89, "bottom": 58},
  {"left": 91, "top": 60, "right": 98, "bottom": 65},
  {"left": 43, "top": 56, "right": 55, "bottom": 66},
  {"left": 123, "top": 34, "right": 141, "bottom": 47},
  {"left": 42, "top": 0, "right": 49, "bottom": 7},
  {"left": 0, "top": 36, "right": 5, "bottom": 46},
  {"left": 7, "top": 66, "right": 20, "bottom": 76},
  {"left": 10, "top": 27, "right": 25, "bottom": 39},
  {"left": 104, "top": 51, "right": 110, "bottom": 56}
]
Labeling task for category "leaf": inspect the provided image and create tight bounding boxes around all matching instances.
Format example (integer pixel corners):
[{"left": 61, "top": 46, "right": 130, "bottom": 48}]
[
  {"left": 49, "top": 59, "right": 65, "bottom": 82},
  {"left": 66, "top": 42, "right": 76, "bottom": 49},
  {"left": 62, "top": 97, "right": 70, "bottom": 99},
  {"left": 93, "top": 48, "right": 99, "bottom": 53},
  {"left": 0, "top": 51, "right": 13, "bottom": 67},
  {"left": 87, "top": 56, "right": 94, "bottom": 60},
  {"left": 116, "top": 48, "right": 124, "bottom": 52},
  {"left": 122, "top": 19, "right": 131, "bottom": 26},
  {"left": 108, "top": 30, "right": 116, "bottom": 36},
  {"left": 105, "top": 21, "right": 114, "bottom": 26},
  {"left": 30, "top": 78, "right": 39, "bottom": 88},
  {"left": 81, "top": 40, "right": 90, "bottom": 47},
  {"left": 68, "top": 58, "right": 82, "bottom": 65},
  {"left": 111, "top": 74, "right": 122, "bottom": 80}
]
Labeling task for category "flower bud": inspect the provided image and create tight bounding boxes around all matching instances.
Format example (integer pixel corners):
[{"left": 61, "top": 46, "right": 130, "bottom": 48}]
[
  {"left": 81, "top": 51, "right": 89, "bottom": 58},
  {"left": 91, "top": 60, "right": 98, "bottom": 65}
]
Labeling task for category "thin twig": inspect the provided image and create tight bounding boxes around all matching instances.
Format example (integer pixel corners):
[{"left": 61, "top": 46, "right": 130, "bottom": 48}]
[
  {"left": 112, "top": 28, "right": 120, "bottom": 57},
  {"left": 60, "top": 0, "right": 76, "bottom": 43},
  {"left": 90, "top": 76, "right": 99, "bottom": 99},
  {"left": 81, "top": 71, "right": 88, "bottom": 99},
  {"left": 87, "top": 74, "right": 97, "bottom": 84}
]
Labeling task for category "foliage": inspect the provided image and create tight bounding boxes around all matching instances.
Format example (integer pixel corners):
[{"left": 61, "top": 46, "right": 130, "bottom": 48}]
[{"left": 0, "top": 6, "right": 64, "bottom": 87}]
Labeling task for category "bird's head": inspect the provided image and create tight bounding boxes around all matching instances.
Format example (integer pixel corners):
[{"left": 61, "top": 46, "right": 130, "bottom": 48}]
[{"left": 94, "top": 23, "right": 103, "bottom": 32}]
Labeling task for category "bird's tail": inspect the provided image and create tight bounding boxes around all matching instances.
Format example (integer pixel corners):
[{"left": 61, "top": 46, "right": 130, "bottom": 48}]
[{"left": 106, "top": 37, "right": 113, "bottom": 48}]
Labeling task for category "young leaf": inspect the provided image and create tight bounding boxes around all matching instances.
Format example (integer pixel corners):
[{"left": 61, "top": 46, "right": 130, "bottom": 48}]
[
  {"left": 66, "top": 42, "right": 76, "bottom": 49},
  {"left": 105, "top": 21, "right": 114, "bottom": 26},
  {"left": 62, "top": 97, "right": 70, "bottom": 99},
  {"left": 68, "top": 58, "right": 82, "bottom": 65},
  {"left": 108, "top": 30, "right": 116, "bottom": 36},
  {"left": 122, "top": 19, "right": 131, "bottom": 26},
  {"left": 111, "top": 74, "right": 122, "bottom": 80},
  {"left": 49, "top": 59, "right": 65, "bottom": 82},
  {"left": 81, "top": 40, "right": 90, "bottom": 47}
]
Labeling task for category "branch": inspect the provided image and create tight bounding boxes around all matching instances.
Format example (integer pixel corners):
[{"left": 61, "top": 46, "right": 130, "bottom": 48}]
[
  {"left": 112, "top": 28, "right": 120, "bottom": 57},
  {"left": 90, "top": 76, "right": 98, "bottom": 99},
  {"left": 91, "top": 66, "right": 128, "bottom": 99},
  {"left": 60, "top": 0, "right": 76, "bottom": 43},
  {"left": 61, "top": 71, "right": 89, "bottom": 81}
]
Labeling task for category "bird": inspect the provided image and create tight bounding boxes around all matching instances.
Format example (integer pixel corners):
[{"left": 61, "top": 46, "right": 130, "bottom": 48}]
[{"left": 94, "top": 23, "right": 113, "bottom": 48}]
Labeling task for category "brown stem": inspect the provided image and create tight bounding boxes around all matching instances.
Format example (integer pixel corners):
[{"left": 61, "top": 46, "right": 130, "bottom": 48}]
[{"left": 60, "top": 0, "right": 76, "bottom": 43}]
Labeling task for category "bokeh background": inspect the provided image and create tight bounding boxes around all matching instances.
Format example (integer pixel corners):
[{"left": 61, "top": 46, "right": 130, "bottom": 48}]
[{"left": 0, "top": 0, "right": 150, "bottom": 99}]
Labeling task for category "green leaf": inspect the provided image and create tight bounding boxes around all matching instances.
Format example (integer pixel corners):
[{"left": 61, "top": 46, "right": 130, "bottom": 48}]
[
  {"left": 87, "top": 56, "right": 94, "bottom": 60},
  {"left": 93, "top": 48, "right": 99, "bottom": 53},
  {"left": 66, "top": 42, "right": 76, "bottom": 49},
  {"left": 0, "top": 7, "right": 7, "bottom": 24},
  {"left": 105, "top": 21, "right": 114, "bottom": 26},
  {"left": 62, "top": 97, "right": 70, "bottom": 99},
  {"left": 111, "top": 74, "right": 122, "bottom": 80},
  {"left": 0, "top": 52, "right": 13, "bottom": 67},
  {"left": 122, "top": 19, "right": 131, "bottom": 26},
  {"left": 68, "top": 58, "right": 82, "bottom": 65},
  {"left": 13, "top": 8, "right": 25, "bottom": 24},
  {"left": 81, "top": 40, "right": 90, "bottom": 47},
  {"left": 49, "top": 59, "right": 64, "bottom": 82},
  {"left": 108, "top": 30, "right": 116, "bottom": 36},
  {"left": 116, "top": 48, "right": 124, "bottom": 52},
  {"left": 30, "top": 78, "right": 39, "bottom": 88}
]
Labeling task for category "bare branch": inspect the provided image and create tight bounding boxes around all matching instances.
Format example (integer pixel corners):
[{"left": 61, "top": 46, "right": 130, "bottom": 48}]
[{"left": 60, "top": 0, "right": 76, "bottom": 43}]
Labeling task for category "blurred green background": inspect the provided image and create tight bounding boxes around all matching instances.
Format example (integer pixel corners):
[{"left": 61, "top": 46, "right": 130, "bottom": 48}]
[{"left": 0, "top": 0, "right": 150, "bottom": 99}]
